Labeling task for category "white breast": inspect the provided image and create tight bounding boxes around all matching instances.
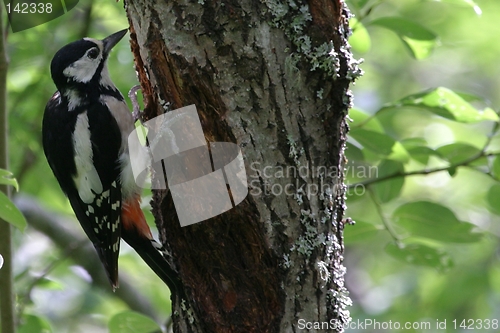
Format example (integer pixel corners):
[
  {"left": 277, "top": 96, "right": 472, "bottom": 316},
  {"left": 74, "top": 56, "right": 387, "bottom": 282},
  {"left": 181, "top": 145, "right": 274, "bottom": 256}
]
[{"left": 73, "top": 112, "right": 103, "bottom": 203}]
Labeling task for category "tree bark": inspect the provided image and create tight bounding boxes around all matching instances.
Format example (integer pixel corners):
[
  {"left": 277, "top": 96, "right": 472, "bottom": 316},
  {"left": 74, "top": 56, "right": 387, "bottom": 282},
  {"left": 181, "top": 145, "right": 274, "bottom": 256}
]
[{"left": 124, "top": 1, "right": 359, "bottom": 332}]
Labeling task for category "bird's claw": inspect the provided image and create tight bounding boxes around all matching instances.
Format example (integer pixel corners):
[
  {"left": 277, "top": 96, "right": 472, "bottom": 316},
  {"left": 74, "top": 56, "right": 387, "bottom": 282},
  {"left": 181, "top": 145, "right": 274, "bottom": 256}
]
[{"left": 128, "top": 85, "right": 143, "bottom": 123}]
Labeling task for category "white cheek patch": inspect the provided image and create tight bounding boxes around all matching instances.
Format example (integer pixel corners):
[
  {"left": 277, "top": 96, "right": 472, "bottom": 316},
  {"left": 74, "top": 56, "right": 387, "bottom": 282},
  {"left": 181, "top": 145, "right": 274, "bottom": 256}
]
[
  {"left": 73, "top": 112, "right": 103, "bottom": 203},
  {"left": 63, "top": 56, "right": 101, "bottom": 83},
  {"left": 63, "top": 40, "right": 103, "bottom": 83}
]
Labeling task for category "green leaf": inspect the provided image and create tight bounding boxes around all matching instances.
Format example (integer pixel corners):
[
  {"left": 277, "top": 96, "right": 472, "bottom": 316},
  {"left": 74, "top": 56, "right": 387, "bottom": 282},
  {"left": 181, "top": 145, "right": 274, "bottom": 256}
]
[
  {"left": 349, "top": 128, "right": 410, "bottom": 162},
  {"left": 345, "top": 142, "right": 364, "bottom": 162},
  {"left": 389, "top": 142, "right": 411, "bottom": 162},
  {"left": 431, "top": 0, "right": 482, "bottom": 15},
  {"left": 350, "top": 128, "right": 394, "bottom": 155},
  {"left": 344, "top": 220, "right": 381, "bottom": 243},
  {"left": 447, "top": 166, "right": 457, "bottom": 177},
  {"left": 348, "top": 107, "right": 384, "bottom": 132},
  {"left": 350, "top": 18, "right": 371, "bottom": 53},
  {"left": 0, "top": 168, "right": 19, "bottom": 191},
  {"left": 400, "top": 137, "right": 428, "bottom": 149},
  {"left": 469, "top": 155, "right": 488, "bottom": 168},
  {"left": 407, "top": 146, "right": 437, "bottom": 165},
  {"left": 389, "top": 87, "right": 499, "bottom": 122},
  {"left": 401, "top": 37, "right": 437, "bottom": 60},
  {"left": 400, "top": 138, "right": 439, "bottom": 164},
  {"left": 385, "top": 241, "right": 453, "bottom": 270},
  {"left": 491, "top": 156, "right": 500, "bottom": 180},
  {"left": 392, "top": 201, "right": 482, "bottom": 243},
  {"left": 18, "top": 314, "right": 53, "bottom": 333},
  {"left": 351, "top": 0, "right": 370, "bottom": 9},
  {"left": 455, "top": 91, "right": 489, "bottom": 104},
  {"left": 486, "top": 184, "right": 500, "bottom": 215},
  {"left": 35, "top": 277, "right": 63, "bottom": 290},
  {"left": 436, "top": 143, "right": 480, "bottom": 164},
  {"left": 0, "top": 191, "right": 27, "bottom": 232},
  {"left": 372, "top": 160, "right": 405, "bottom": 203},
  {"left": 109, "top": 311, "right": 161, "bottom": 333},
  {"left": 370, "top": 17, "right": 438, "bottom": 59}
]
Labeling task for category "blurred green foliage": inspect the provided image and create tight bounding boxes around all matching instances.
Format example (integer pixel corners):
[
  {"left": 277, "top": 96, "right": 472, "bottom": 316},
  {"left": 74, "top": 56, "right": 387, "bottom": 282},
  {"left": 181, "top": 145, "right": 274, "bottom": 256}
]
[
  {"left": 0, "top": 168, "right": 26, "bottom": 231},
  {"left": 345, "top": 0, "right": 500, "bottom": 332},
  {"left": 5, "top": 0, "right": 500, "bottom": 332}
]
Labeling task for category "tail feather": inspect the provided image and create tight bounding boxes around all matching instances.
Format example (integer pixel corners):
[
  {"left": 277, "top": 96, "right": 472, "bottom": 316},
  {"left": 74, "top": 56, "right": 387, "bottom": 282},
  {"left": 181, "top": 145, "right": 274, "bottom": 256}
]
[
  {"left": 122, "top": 231, "right": 185, "bottom": 299},
  {"left": 121, "top": 196, "right": 184, "bottom": 299}
]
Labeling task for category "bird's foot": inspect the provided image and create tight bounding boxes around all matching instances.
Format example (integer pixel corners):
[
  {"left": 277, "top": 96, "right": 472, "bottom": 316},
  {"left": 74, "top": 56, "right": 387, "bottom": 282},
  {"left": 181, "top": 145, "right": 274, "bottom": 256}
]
[{"left": 128, "top": 85, "right": 143, "bottom": 123}]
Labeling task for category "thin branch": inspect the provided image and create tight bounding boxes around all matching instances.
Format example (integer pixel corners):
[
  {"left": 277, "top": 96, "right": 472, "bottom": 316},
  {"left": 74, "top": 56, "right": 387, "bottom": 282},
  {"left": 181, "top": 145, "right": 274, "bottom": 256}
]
[
  {"left": 14, "top": 195, "right": 160, "bottom": 321},
  {"left": 481, "top": 121, "right": 499, "bottom": 154},
  {"left": 348, "top": 151, "right": 500, "bottom": 189},
  {"left": 368, "top": 188, "right": 401, "bottom": 245},
  {"left": 0, "top": 3, "right": 16, "bottom": 333},
  {"left": 78, "top": 0, "right": 94, "bottom": 39}
]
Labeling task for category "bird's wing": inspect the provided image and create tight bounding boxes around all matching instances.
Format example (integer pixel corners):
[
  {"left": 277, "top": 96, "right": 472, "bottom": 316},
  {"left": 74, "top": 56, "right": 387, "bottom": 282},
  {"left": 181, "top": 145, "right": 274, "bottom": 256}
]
[{"left": 42, "top": 94, "right": 123, "bottom": 287}]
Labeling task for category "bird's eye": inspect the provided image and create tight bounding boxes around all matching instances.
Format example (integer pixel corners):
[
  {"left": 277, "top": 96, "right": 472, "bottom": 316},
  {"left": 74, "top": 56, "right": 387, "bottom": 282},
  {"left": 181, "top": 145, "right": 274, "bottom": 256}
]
[{"left": 87, "top": 48, "right": 99, "bottom": 59}]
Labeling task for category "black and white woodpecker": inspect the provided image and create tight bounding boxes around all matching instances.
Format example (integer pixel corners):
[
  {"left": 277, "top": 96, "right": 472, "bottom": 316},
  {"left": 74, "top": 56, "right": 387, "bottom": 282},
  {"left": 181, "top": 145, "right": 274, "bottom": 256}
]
[{"left": 42, "top": 29, "right": 182, "bottom": 297}]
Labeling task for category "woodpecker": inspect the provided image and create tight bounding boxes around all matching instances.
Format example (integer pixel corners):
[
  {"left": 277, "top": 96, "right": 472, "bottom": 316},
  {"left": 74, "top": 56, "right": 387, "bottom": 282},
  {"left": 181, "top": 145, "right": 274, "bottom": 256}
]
[{"left": 42, "top": 29, "right": 182, "bottom": 297}]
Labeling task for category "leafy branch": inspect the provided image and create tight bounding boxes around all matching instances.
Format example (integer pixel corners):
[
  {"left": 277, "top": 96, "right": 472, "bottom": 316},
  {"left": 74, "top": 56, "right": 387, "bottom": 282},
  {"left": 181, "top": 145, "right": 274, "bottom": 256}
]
[
  {"left": 348, "top": 151, "right": 500, "bottom": 190},
  {"left": 345, "top": 85, "right": 496, "bottom": 269},
  {"left": 367, "top": 187, "right": 402, "bottom": 245}
]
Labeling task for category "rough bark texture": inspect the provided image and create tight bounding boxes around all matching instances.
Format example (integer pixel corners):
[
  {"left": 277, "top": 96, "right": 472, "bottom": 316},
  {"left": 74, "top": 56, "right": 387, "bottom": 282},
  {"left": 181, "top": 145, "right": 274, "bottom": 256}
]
[{"left": 125, "top": 0, "right": 359, "bottom": 332}]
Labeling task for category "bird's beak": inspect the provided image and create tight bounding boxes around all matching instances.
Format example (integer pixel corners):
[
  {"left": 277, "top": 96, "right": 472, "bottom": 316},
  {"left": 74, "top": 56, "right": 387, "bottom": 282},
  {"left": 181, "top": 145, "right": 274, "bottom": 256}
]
[{"left": 102, "top": 29, "right": 128, "bottom": 54}]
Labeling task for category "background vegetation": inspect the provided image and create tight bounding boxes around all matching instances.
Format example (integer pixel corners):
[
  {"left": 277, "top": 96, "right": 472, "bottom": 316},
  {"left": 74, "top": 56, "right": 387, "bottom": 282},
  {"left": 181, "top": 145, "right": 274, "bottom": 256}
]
[
  {"left": 2, "top": 0, "right": 499, "bottom": 332},
  {"left": 345, "top": 0, "right": 500, "bottom": 332}
]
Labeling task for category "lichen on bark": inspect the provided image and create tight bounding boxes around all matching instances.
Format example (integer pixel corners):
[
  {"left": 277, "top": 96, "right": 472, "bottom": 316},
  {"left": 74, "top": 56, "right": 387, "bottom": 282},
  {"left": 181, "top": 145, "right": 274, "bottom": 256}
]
[{"left": 125, "top": 0, "right": 361, "bottom": 332}]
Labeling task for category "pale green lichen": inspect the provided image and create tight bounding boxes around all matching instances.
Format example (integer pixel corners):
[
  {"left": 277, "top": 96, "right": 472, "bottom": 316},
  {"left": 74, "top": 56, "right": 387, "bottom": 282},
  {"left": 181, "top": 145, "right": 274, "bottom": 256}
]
[
  {"left": 287, "top": 135, "right": 304, "bottom": 166},
  {"left": 340, "top": 44, "right": 364, "bottom": 80},
  {"left": 290, "top": 209, "right": 327, "bottom": 259},
  {"left": 264, "top": 0, "right": 340, "bottom": 78},
  {"left": 316, "top": 87, "right": 324, "bottom": 100},
  {"left": 328, "top": 287, "right": 352, "bottom": 324},
  {"left": 317, "top": 260, "right": 331, "bottom": 282},
  {"left": 282, "top": 253, "right": 293, "bottom": 269},
  {"left": 294, "top": 185, "right": 304, "bottom": 205},
  {"left": 320, "top": 185, "right": 334, "bottom": 224},
  {"left": 180, "top": 298, "right": 196, "bottom": 324}
]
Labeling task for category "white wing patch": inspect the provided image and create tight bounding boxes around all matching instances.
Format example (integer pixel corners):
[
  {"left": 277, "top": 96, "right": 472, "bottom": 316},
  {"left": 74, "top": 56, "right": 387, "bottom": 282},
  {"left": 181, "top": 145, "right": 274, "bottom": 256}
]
[{"left": 73, "top": 112, "right": 103, "bottom": 203}]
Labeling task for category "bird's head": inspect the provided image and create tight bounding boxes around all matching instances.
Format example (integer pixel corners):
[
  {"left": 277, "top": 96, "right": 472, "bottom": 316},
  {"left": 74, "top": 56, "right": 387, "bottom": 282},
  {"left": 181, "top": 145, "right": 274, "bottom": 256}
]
[{"left": 50, "top": 29, "right": 128, "bottom": 105}]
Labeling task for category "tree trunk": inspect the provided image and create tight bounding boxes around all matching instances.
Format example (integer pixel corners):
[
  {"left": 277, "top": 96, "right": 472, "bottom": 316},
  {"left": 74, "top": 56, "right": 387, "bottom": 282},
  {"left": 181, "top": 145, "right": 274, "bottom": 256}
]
[{"left": 124, "top": 1, "right": 359, "bottom": 332}]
